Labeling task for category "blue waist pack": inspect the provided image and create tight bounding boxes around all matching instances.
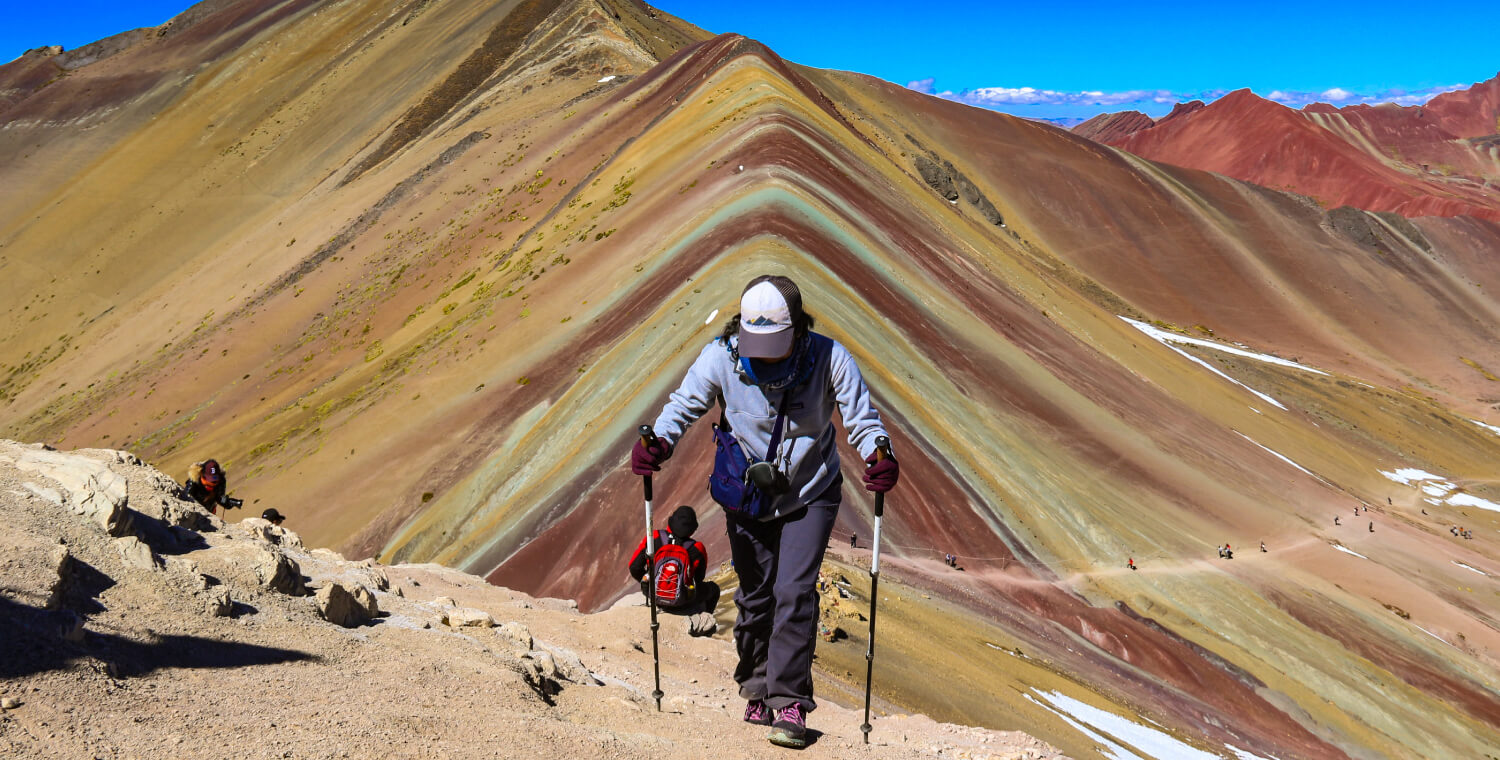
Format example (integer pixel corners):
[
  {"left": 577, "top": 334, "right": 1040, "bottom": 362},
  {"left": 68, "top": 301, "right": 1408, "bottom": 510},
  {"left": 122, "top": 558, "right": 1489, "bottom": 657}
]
[{"left": 709, "top": 399, "right": 789, "bottom": 520}]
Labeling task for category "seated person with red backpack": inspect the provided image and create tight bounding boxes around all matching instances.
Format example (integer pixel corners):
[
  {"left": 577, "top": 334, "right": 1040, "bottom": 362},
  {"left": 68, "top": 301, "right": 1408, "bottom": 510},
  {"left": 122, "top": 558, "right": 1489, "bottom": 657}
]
[
  {"left": 181, "top": 459, "right": 243, "bottom": 514},
  {"left": 628, "top": 506, "right": 719, "bottom": 636}
]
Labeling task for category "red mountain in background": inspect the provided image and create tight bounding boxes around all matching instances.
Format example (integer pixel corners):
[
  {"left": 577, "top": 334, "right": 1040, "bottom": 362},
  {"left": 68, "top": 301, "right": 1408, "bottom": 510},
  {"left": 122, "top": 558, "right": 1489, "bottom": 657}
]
[{"left": 1074, "top": 75, "right": 1500, "bottom": 220}]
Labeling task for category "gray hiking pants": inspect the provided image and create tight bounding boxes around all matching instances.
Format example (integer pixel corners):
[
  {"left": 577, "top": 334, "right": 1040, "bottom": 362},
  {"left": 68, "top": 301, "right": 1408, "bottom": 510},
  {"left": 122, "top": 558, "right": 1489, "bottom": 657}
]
[{"left": 727, "top": 475, "right": 841, "bottom": 712}]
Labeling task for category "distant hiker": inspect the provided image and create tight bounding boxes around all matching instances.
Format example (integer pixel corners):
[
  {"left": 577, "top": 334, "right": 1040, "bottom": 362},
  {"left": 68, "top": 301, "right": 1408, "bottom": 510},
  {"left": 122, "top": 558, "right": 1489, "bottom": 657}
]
[
  {"left": 1388, "top": 497, "right": 1392, "bottom": 506},
  {"left": 944, "top": 553, "right": 956, "bottom": 568},
  {"left": 1369, "top": 521, "right": 1374, "bottom": 533},
  {"left": 1452, "top": 526, "right": 1460, "bottom": 536},
  {"left": 181, "top": 459, "right": 243, "bottom": 514},
  {"left": 1217, "top": 545, "right": 1225, "bottom": 559},
  {"left": 1362, "top": 505, "right": 1368, "bottom": 513},
  {"left": 1223, "top": 543, "right": 1233, "bottom": 559},
  {"left": 850, "top": 533, "right": 857, "bottom": 548},
  {"left": 1260, "top": 541, "right": 1267, "bottom": 553},
  {"left": 1127, "top": 557, "right": 1136, "bottom": 571},
  {"left": 262, "top": 508, "right": 286, "bottom": 526},
  {"left": 628, "top": 506, "right": 719, "bottom": 636},
  {"left": 631, "top": 274, "right": 897, "bottom": 748},
  {"left": 1334, "top": 516, "right": 1341, "bottom": 526}
]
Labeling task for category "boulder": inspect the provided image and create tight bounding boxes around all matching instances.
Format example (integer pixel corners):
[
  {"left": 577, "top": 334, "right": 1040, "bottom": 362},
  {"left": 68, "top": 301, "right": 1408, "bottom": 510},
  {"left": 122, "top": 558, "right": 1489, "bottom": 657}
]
[
  {"left": 157, "top": 496, "right": 212, "bottom": 531},
  {"left": 442, "top": 607, "right": 494, "bottom": 627},
  {"left": 316, "top": 582, "right": 375, "bottom": 627},
  {"left": 22, "top": 483, "right": 63, "bottom": 505},
  {"left": 914, "top": 155, "right": 958, "bottom": 200},
  {"left": 522, "top": 650, "right": 557, "bottom": 680},
  {"left": 355, "top": 567, "right": 389, "bottom": 591},
  {"left": 113, "top": 536, "right": 162, "bottom": 572},
  {"left": 45, "top": 544, "right": 75, "bottom": 609},
  {"left": 204, "top": 587, "right": 233, "bottom": 617},
  {"left": 543, "top": 646, "right": 599, "bottom": 685},
  {"left": 253, "top": 546, "right": 306, "bottom": 595},
  {"left": 237, "top": 517, "right": 304, "bottom": 548},
  {"left": 7, "top": 447, "right": 131, "bottom": 536},
  {"left": 352, "top": 585, "right": 380, "bottom": 618},
  {"left": 495, "top": 622, "right": 533, "bottom": 653},
  {"left": 688, "top": 611, "right": 718, "bottom": 637}
]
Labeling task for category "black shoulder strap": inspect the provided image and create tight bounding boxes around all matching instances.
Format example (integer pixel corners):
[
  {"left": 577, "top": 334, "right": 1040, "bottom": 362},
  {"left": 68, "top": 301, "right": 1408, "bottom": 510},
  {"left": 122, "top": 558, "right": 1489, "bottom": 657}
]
[{"left": 764, "top": 392, "right": 789, "bottom": 463}]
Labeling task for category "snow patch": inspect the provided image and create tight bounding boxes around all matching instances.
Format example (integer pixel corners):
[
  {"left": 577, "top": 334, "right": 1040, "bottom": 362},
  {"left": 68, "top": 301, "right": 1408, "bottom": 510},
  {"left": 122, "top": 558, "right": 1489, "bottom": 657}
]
[
  {"left": 1471, "top": 419, "right": 1500, "bottom": 436},
  {"left": 1027, "top": 690, "right": 1226, "bottom": 760},
  {"left": 1123, "top": 318, "right": 1287, "bottom": 409},
  {"left": 1421, "top": 481, "right": 1457, "bottom": 498},
  {"left": 1415, "top": 625, "right": 1456, "bottom": 648},
  {"left": 1330, "top": 544, "right": 1368, "bottom": 560},
  {"left": 1380, "top": 468, "right": 1444, "bottom": 485},
  {"left": 1446, "top": 492, "right": 1500, "bottom": 513},
  {"left": 1381, "top": 468, "right": 1500, "bottom": 512},
  {"left": 1454, "top": 561, "right": 1489, "bottom": 577},
  {"left": 1121, "top": 317, "right": 1328, "bottom": 374},
  {"left": 704, "top": 308, "right": 719, "bottom": 326},
  {"left": 597, "top": 75, "right": 617, "bottom": 83},
  {"left": 1235, "top": 432, "right": 1316, "bottom": 478}
]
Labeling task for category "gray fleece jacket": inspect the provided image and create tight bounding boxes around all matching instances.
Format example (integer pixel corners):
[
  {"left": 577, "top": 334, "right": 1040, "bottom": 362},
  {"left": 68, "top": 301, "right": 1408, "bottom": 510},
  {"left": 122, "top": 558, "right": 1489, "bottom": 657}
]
[{"left": 652, "top": 332, "right": 888, "bottom": 519}]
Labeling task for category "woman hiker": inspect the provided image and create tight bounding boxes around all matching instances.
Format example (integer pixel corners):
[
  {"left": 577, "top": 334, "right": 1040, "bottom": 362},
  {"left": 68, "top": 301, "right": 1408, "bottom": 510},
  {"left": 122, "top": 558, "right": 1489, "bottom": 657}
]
[{"left": 631, "top": 274, "right": 898, "bottom": 748}]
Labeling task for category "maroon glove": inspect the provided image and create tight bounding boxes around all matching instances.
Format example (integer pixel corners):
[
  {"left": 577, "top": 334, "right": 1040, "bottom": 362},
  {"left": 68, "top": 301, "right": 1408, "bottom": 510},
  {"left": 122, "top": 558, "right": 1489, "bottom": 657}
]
[
  {"left": 631, "top": 437, "right": 672, "bottom": 475},
  {"left": 863, "top": 452, "right": 899, "bottom": 492}
]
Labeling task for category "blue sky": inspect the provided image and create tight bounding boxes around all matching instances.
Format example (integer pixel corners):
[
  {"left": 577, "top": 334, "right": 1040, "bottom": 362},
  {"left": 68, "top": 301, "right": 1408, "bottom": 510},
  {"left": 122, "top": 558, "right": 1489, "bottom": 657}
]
[{"left": 6, "top": 1, "right": 1495, "bottom": 120}]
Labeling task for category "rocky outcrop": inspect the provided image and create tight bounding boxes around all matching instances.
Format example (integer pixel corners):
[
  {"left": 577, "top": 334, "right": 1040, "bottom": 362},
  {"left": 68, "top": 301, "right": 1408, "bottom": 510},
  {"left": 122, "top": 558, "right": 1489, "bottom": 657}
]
[
  {"left": 495, "top": 621, "right": 533, "bottom": 653},
  {"left": 238, "top": 516, "right": 304, "bottom": 549},
  {"left": 45, "top": 544, "right": 75, "bottom": 610},
  {"left": 442, "top": 606, "right": 495, "bottom": 627},
  {"left": 913, "top": 154, "right": 1005, "bottom": 226},
  {"left": 2, "top": 442, "right": 131, "bottom": 536},
  {"left": 254, "top": 546, "right": 308, "bottom": 596},
  {"left": 315, "top": 581, "right": 379, "bottom": 627},
  {"left": 112, "top": 535, "right": 162, "bottom": 572},
  {"left": 914, "top": 155, "right": 957, "bottom": 200}
]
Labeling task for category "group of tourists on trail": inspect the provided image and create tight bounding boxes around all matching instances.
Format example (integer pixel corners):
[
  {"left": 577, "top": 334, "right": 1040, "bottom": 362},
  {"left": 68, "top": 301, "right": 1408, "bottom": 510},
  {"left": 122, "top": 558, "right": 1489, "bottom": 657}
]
[{"left": 627, "top": 275, "right": 899, "bottom": 749}]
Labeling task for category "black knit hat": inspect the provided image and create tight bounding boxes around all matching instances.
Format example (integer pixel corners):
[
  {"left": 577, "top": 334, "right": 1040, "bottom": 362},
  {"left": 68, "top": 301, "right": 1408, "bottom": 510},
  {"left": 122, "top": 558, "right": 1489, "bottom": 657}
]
[{"left": 668, "top": 506, "right": 698, "bottom": 539}]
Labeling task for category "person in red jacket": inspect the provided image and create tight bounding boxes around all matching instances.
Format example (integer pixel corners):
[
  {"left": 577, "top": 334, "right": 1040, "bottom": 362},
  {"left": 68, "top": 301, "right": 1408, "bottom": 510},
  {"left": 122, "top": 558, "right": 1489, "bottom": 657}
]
[
  {"left": 628, "top": 506, "right": 719, "bottom": 636},
  {"left": 181, "top": 459, "right": 242, "bottom": 514}
]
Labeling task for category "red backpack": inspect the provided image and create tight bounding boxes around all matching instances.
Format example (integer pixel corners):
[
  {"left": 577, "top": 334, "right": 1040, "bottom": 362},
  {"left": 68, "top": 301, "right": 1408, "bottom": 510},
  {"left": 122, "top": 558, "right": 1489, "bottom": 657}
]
[{"left": 652, "top": 532, "right": 696, "bottom": 608}]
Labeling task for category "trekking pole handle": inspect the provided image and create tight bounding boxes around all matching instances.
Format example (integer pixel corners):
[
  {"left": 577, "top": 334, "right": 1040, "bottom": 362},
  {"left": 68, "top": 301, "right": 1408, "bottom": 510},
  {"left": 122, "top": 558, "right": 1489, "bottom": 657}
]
[
  {"left": 872, "top": 436, "right": 891, "bottom": 518},
  {"left": 639, "top": 425, "right": 656, "bottom": 502}
]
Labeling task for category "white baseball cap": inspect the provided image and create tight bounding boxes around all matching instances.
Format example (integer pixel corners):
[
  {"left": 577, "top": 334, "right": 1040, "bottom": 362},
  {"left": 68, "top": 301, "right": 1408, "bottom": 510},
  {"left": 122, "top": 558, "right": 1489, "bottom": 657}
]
[{"left": 738, "top": 279, "right": 797, "bottom": 358}]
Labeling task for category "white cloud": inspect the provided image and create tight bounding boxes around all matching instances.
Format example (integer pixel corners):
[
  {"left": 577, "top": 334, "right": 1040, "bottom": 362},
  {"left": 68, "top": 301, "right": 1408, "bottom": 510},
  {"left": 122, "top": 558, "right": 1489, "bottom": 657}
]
[
  {"left": 904, "top": 77, "right": 936, "bottom": 94},
  {"left": 905, "top": 79, "right": 1469, "bottom": 113},
  {"left": 1250, "top": 84, "right": 1466, "bottom": 108}
]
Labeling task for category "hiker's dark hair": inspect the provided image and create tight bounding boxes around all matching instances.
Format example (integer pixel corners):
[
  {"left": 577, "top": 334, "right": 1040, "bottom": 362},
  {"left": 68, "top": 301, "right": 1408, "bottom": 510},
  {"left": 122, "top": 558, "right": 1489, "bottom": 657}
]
[{"left": 719, "top": 274, "right": 815, "bottom": 343}]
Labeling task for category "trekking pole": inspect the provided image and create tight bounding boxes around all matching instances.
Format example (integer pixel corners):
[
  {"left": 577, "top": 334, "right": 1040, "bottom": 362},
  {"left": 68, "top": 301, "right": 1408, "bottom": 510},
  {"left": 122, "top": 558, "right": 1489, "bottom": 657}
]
[
  {"left": 639, "top": 424, "right": 664, "bottom": 712},
  {"left": 861, "top": 435, "right": 891, "bottom": 744}
]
